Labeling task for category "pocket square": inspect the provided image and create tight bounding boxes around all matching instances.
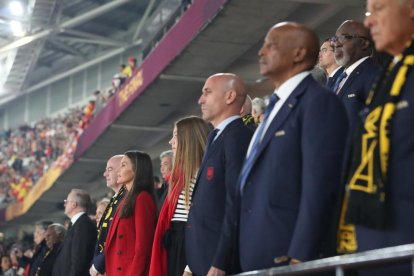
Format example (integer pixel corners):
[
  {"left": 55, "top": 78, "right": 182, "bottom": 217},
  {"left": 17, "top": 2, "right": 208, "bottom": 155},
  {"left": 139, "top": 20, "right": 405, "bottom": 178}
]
[
  {"left": 348, "top": 93, "right": 355, "bottom": 98},
  {"left": 275, "top": 130, "right": 285, "bottom": 137}
]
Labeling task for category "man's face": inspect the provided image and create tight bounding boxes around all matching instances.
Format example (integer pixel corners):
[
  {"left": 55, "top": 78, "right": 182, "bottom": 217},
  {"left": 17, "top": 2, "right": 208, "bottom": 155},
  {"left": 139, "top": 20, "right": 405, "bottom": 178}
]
[
  {"left": 333, "top": 23, "right": 367, "bottom": 68},
  {"left": 160, "top": 156, "right": 172, "bottom": 179},
  {"left": 318, "top": 41, "right": 336, "bottom": 70},
  {"left": 103, "top": 158, "right": 120, "bottom": 189},
  {"left": 64, "top": 192, "right": 76, "bottom": 218},
  {"left": 198, "top": 77, "right": 229, "bottom": 126},
  {"left": 45, "top": 227, "right": 59, "bottom": 249},
  {"left": 258, "top": 27, "right": 292, "bottom": 80},
  {"left": 365, "top": 0, "right": 414, "bottom": 55},
  {"left": 34, "top": 225, "right": 46, "bottom": 246}
]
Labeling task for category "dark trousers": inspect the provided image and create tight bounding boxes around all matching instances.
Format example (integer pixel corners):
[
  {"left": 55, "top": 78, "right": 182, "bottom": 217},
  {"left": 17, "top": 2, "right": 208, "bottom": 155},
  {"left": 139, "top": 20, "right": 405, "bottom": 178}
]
[{"left": 163, "top": 221, "right": 187, "bottom": 276}]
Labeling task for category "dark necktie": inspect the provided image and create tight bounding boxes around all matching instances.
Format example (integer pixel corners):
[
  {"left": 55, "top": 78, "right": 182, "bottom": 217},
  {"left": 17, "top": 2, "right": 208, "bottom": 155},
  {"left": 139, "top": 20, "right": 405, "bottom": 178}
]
[
  {"left": 332, "top": 72, "right": 348, "bottom": 94},
  {"left": 202, "top": 128, "right": 218, "bottom": 162},
  {"left": 239, "top": 94, "right": 279, "bottom": 194}
]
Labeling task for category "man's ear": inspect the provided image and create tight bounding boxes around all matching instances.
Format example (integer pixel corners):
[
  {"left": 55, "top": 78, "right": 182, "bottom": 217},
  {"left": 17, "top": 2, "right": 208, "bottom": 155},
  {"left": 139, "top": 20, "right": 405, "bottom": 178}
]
[
  {"left": 225, "top": 90, "right": 237, "bottom": 104},
  {"left": 292, "top": 47, "right": 307, "bottom": 64}
]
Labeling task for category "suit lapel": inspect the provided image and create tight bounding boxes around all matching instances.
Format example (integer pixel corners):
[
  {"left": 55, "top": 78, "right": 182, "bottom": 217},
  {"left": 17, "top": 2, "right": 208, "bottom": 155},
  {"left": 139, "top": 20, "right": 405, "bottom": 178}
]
[
  {"left": 337, "top": 59, "right": 371, "bottom": 97},
  {"left": 248, "top": 77, "right": 308, "bottom": 168},
  {"left": 105, "top": 209, "right": 121, "bottom": 250}
]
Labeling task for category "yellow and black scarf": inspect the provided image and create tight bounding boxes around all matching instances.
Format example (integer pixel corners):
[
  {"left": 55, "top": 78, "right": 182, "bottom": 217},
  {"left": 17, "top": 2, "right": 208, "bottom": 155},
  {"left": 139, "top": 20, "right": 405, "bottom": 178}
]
[
  {"left": 96, "top": 185, "right": 127, "bottom": 253},
  {"left": 337, "top": 39, "right": 414, "bottom": 253}
]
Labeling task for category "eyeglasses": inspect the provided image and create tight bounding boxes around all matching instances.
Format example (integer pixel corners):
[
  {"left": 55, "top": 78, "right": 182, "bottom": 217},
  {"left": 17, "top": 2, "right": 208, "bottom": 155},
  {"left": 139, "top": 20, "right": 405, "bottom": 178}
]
[{"left": 330, "top": 34, "right": 369, "bottom": 45}]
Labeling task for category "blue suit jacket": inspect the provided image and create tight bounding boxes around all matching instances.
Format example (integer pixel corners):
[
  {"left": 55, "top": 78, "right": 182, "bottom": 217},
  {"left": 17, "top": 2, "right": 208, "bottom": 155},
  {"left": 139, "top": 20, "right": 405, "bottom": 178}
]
[
  {"left": 238, "top": 75, "right": 348, "bottom": 271},
  {"left": 337, "top": 58, "right": 379, "bottom": 131},
  {"left": 326, "top": 67, "right": 344, "bottom": 90},
  {"left": 185, "top": 118, "right": 252, "bottom": 275}
]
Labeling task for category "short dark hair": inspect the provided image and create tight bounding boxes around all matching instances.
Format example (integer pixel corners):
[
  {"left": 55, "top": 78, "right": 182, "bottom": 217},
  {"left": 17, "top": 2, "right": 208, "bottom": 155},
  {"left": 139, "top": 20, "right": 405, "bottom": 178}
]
[{"left": 71, "top": 189, "right": 92, "bottom": 212}]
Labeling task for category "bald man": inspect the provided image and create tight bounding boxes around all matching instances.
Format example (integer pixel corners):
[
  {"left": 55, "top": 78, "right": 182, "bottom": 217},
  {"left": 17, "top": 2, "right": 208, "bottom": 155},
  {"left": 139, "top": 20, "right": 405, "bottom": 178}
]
[
  {"left": 331, "top": 20, "right": 379, "bottom": 130},
  {"left": 90, "top": 155, "right": 126, "bottom": 276},
  {"left": 185, "top": 73, "right": 253, "bottom": 275},
  {"left": 237, "top": 22, "right": 348, "bottom": 271}
]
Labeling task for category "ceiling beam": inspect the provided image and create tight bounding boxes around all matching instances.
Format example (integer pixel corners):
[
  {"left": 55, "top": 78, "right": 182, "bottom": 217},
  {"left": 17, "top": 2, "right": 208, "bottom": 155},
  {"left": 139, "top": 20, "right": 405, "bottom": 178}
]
[
  {"left": 0, "top": 0, "right": 133, "bottom": 54},
  {"left": 47, "top": 38, "right": 85, "bottom": 57},
  {"left": 58, "top": 29, "right": 128, "bottom": 47}
]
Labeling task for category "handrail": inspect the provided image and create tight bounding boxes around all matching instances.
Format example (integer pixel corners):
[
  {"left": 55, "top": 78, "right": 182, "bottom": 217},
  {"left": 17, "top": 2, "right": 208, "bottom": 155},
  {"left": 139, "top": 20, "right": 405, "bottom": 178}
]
[{"left": 236, "top": 243, "right": 414, "bottom": 275}]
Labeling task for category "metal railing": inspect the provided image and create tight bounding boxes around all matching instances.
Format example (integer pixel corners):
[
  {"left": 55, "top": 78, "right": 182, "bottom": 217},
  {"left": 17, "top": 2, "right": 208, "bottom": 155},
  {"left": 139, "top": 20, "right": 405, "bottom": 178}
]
[{"left": 236, "top": 244, "right": 414, "bottom": 275}]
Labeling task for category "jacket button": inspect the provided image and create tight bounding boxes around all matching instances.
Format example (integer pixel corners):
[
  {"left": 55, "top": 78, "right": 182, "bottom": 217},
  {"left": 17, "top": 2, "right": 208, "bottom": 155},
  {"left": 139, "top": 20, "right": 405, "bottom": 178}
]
[
  {"left": 117, "top": 267, "right": 122, "bottom": 271},
  {"left": 118, "top": 234, "right": 123, "bottom": 239},
  {"left": 117, "top": 250, "right": 122, "bottom": 255}
]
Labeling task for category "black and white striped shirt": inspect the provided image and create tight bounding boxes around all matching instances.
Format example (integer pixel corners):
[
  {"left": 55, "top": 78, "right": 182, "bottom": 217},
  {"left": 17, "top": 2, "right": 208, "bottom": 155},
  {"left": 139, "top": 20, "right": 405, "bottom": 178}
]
[{"left": 171, "top": 179, "right": 195, "bottom": 222}]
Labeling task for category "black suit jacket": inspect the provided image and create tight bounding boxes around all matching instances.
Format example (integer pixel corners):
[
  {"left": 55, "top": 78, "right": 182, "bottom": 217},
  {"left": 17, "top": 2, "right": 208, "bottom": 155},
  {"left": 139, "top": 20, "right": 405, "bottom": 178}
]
[
  {"left": 36, "top": 242, "right": 62, "bottom": 276},
  {"left": 185, "top": 118, "right": 252, "bottom": 275},
  {"left": 52, "top": 213, "right": 97, "bottom": 276}
]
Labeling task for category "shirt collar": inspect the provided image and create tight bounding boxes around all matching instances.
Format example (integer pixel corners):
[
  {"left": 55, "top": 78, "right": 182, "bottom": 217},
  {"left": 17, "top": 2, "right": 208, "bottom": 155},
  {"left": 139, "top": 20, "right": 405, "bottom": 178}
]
[
  {"left": 71, "top": 211, "right": 85, "bottom": 225},
  {"left": 344, "top": 56, "right": 370, "bottom": 76},
  {"left": 214, "top": 115, "right": 240, "bottom": 140},
  {"left": 329, "top": 66, "right": 343, "bottom": 78},
  {"left": 274, "top": 71, "right": 311, "bottom": 100}
]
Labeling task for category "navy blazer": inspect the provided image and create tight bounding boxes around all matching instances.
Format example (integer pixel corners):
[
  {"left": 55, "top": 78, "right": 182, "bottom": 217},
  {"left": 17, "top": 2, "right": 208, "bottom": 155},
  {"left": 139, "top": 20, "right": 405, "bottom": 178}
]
[
  {"left": 354, "top": 63, "right": 414, "bottom": 252},
  {"left": 52, "top": 214, "right": 97, "bottom": 276},
  {"left": 337, "top": 58, "right": 379, "bottom": 131},
  {"left": 326, "top": 67, "right": 344, "bottom": 90},
  {"left": 185, "top": 118, "right": 252, "bottom": 275},
  {"left": 238, "top": 75, "right": 348, "bottom": 271}
]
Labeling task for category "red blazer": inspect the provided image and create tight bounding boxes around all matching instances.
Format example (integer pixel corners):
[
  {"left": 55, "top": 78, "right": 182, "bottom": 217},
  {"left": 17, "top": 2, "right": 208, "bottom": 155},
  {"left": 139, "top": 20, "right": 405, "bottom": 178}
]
[{"left": 105, "top": 191, "right": 156, "bottom": 276}]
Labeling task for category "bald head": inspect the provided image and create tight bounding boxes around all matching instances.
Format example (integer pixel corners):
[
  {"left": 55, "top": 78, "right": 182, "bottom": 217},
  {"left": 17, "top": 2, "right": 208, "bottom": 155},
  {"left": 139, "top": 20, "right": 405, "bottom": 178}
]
[
  {"left": 259, "top": 22, "right": 319, "bottom": 87},
  {"left": 104, "top": 155, "right": 123, "bottom": 192},
  {"left": 198, "top": 73, "right": 247, "bottom": 127},
  {"left": 240, "top": 95, "right": 252, "bottom": 116}
]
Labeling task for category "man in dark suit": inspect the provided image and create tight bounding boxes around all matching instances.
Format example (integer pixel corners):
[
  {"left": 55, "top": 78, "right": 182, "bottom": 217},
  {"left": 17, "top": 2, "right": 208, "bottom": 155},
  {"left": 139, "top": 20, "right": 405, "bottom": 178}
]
[
  {"left": 237, "top": 22, "right": 348, "bottom": 271},
  {"left": 89, "top": 155, "right": 126, "bottom": 276},
  {"left": 339, "top": 0, "right": 414, "bottom": 274},
  {"left": 331, "top": 20, "right": 379, "bottom": 131},
  {"left": 318, "top": 38, "right": 344, "bottom": 90},
  {"left": 53, "top": 189, "right": 97, "bottom": 276},
  {"left": 185, "top": 73, "right": 253, "bottom": 275},
  {"left": 35, "top": 223, "right": 66, "bottom": 276}
]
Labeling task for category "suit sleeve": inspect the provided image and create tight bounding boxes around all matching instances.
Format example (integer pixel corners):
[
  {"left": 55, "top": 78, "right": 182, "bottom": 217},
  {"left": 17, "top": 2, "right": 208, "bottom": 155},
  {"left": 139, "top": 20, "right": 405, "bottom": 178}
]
[
  {"left": 92, "top": 253, "right": 105, "bottom": 273},
  {"left": 70, "top": 216, "right": 97, "bottom": 276},
  {"left": 213, "top": 127, "right": 252, "bottom": 271},
  {"left": 288, "top": 92, "right": 348, "bottom": 261},
  {"left": 131, "top": 192, "right": 156, "bottom": 275}
]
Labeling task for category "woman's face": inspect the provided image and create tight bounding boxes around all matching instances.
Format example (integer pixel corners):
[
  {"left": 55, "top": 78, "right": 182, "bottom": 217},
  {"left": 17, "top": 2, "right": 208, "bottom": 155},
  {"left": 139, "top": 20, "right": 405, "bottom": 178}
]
[
  {"left": 118, "top": 156, "right": 135, "bottom": 190},
  {"left": 169, "top": 126, "right": 178, "bottom": 155}
]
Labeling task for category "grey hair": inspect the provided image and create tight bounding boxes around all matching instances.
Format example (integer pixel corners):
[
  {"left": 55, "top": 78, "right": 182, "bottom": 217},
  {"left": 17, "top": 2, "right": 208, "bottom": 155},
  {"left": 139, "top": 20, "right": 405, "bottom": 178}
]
[
  {"left": 160, "top": 150, "right": 173, "bottom": 159},
  {"left": 49, "top": 223, "right": 66, "bottom": 240},
  {"left": 35, "top": 220, "right": 53, "bottom": 232},
  {"left": 70, "top": 188, "right": 92, "bottom": 212},
  {"left": 252, "top": 97, "right": 267, "bottom": 114}
]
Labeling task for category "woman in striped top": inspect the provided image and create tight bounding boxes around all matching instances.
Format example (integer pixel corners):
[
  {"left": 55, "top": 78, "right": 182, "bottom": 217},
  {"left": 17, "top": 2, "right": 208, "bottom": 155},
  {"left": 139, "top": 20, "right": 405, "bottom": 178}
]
[{"left": 150, "top": 116, "right": 211, "bottom": 276}]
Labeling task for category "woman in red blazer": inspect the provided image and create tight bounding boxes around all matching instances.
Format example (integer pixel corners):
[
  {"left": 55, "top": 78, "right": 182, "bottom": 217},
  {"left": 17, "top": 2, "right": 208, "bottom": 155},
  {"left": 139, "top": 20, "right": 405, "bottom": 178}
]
[{"left": 105, "top": 150, "right": 157, "bottom": 276}]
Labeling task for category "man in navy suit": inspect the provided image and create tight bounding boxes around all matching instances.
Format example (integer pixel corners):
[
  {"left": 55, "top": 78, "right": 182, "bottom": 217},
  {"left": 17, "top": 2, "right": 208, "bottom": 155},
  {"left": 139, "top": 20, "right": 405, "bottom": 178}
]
[
  {"left": 340, "top": 0, "right": 414, "bottom": 274},
  {"left": 185, "top": 73, "right": 253, "bottom": 275},
  {"left": 90, "top": 155, "right": 125, "bottom": 276},
  {"left": 318, "top": 38, "right": 343, "bottom": 90},
  {"left": 331, "top": 20, "right": 379, "bottom": 130},
  {"left": 237, "top": 22, "right": 348, "bottom": 271}
]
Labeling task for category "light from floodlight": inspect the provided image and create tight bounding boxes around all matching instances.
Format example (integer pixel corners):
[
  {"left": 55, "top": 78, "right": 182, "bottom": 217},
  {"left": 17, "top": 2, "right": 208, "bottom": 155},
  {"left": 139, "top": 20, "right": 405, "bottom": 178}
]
[
  {"left": 10, "top": 20, "right": 25, "bottom": 37},
  {"left": 9, "top": 1, "right": 24, "bottom": 16}
]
